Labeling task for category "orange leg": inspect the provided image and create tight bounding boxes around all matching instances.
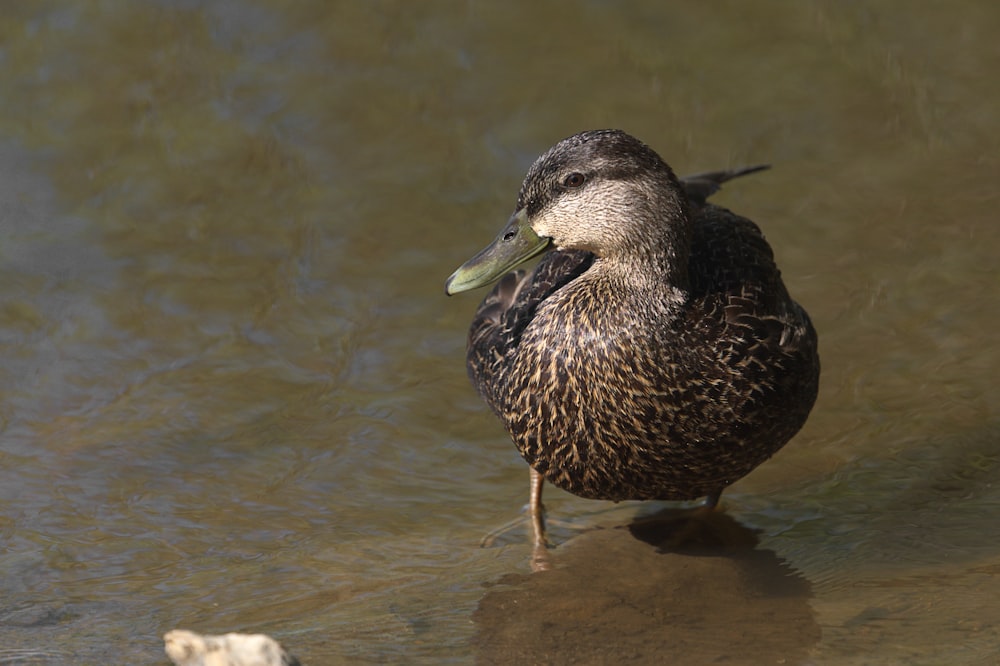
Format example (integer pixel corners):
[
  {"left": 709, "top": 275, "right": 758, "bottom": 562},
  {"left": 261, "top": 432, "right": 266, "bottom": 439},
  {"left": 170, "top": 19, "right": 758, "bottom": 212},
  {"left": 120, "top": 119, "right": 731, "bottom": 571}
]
[{"left": 529, "top": 468, "right": 552, "bottom": 571}]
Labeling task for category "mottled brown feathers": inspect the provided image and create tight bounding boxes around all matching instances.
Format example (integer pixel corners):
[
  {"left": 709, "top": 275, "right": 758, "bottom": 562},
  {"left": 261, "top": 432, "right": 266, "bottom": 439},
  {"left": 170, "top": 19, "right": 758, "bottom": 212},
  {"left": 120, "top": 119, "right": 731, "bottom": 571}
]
[{"left": 464, "top": 130, "right": 819, "bottom": 503}]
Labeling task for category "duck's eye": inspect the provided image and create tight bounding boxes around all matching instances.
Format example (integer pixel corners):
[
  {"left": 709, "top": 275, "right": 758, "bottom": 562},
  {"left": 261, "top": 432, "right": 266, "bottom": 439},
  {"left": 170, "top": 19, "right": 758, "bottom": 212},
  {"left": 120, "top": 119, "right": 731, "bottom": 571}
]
[{"left": 562, "top": 172, "right": 586, "bottom": 188}]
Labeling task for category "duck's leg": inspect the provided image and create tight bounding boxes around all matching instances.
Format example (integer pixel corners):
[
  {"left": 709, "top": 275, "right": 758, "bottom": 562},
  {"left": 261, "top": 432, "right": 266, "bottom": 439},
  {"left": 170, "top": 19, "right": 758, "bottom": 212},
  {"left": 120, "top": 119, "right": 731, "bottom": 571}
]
[
  {"left": 703, "top": 489, "right": 723, "bottom": 510},
  {"left": 529, "top": 467, "right": 552, "bottom": 571},
  {"left": 478, "top": 468, "right": 550, "bottom": 550},
  {"left": 529, "top": 467, "right": 547, "bottom": 546}
]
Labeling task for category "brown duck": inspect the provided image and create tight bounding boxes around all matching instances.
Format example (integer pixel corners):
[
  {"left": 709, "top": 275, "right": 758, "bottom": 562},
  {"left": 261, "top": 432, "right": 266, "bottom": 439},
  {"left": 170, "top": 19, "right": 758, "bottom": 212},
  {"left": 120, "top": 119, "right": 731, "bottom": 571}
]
[{"left": 446, "top": 129, "right": 819, "bottom": 554}]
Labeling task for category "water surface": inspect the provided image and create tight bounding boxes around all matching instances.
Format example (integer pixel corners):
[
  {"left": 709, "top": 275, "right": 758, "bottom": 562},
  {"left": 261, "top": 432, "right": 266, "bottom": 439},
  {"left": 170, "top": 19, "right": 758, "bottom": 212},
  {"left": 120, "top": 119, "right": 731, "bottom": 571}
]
[{"left": 1, "top": 1, "right": 999, "bottom": 663}]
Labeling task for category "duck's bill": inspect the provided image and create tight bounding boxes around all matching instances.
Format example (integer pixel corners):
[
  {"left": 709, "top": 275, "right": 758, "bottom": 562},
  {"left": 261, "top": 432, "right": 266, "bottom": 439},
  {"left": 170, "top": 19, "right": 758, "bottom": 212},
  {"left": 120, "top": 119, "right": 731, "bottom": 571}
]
[{"left": 445, "top": 208, "right": 551, "bottom": 295}]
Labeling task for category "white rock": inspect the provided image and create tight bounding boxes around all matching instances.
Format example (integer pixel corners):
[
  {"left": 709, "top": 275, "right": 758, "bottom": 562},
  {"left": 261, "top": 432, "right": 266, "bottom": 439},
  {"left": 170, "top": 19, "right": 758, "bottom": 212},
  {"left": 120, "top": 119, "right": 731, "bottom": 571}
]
[{"left": 164, "top": 629, "right": 300, "bottom": 666}]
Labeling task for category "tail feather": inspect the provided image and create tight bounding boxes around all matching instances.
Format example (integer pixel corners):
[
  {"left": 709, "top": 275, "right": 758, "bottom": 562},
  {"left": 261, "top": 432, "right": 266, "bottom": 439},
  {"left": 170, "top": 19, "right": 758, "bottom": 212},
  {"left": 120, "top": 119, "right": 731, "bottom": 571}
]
[{"left": 681, "top": 164, "right": 770, "bottom": 205}]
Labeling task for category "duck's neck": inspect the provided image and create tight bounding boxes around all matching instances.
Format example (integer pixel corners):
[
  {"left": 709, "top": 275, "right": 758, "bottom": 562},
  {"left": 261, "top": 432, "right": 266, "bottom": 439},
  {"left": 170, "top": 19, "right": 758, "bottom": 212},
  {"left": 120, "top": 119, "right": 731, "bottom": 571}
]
[
  {"left": 589, "top": 254, "right": 690, "bottom": 311},
  {"left": 595, "top": 195, "right": 693, "bottom": 296}
]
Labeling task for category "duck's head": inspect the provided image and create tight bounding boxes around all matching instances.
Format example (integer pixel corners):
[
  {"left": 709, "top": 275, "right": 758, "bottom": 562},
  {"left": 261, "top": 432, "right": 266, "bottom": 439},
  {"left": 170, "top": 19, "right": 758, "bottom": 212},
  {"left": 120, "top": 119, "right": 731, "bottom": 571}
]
[{"left": 445, "top": 129, "right": 688, "bottom": 295}]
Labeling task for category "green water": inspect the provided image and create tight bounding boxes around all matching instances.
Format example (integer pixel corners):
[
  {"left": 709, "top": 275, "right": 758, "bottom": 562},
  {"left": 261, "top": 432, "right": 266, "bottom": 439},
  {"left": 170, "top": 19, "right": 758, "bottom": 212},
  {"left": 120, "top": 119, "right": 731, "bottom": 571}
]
[{"left": 0, "top": 2, "right": 998, "bottom": 663}]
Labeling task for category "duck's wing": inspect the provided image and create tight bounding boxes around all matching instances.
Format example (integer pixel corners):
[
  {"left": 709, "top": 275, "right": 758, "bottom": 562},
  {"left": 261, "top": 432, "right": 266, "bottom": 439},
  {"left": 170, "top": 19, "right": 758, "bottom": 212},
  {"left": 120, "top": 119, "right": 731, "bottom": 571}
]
[
  {"left": 688, "top": 204, "right": 817, "bottom": 375},
  {"left": 681, "top": 163, "right": 791, "bottom": 318},
  {"left": 681, "top": 165, "right": 770, "bottom": 207},
  {"left": 467, "top": 249, "right": 594, "bottom": 413}
]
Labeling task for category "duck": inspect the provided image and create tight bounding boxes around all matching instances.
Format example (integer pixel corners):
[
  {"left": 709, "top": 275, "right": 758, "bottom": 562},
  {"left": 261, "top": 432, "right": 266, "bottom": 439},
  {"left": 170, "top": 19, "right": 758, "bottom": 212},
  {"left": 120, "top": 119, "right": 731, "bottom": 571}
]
[{"left": 445, "top": 129, "right": 819, "bottom": 557}]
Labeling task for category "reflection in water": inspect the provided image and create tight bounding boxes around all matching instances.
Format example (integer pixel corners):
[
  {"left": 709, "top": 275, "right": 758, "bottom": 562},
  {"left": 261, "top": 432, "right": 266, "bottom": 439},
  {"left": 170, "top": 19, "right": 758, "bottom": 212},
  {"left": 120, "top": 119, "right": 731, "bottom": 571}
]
[{"left": 475, "top": 510, "right": 818, "bottom": 665}]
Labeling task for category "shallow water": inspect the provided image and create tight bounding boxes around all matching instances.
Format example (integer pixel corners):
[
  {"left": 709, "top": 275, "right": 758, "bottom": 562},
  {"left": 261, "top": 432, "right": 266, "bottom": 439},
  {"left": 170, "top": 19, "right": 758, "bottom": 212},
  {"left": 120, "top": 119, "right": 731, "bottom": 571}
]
[{"left": 1, "top": 1, "right": 999, "bottom": 664}]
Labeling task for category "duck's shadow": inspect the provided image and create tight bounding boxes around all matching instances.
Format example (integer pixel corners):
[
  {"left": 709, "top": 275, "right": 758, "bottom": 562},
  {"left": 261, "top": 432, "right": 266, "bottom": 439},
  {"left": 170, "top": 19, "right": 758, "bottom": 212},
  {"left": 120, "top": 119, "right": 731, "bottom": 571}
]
[{"left": 474, "top": 508, "right": 819, "bottom": 665}]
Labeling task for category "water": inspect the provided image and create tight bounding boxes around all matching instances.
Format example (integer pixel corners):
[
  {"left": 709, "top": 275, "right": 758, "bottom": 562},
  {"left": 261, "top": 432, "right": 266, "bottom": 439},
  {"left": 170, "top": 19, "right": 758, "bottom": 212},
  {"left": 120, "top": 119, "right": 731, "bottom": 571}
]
[{"left": 1, "top": 1, "right": 998, "bottom": 663}]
